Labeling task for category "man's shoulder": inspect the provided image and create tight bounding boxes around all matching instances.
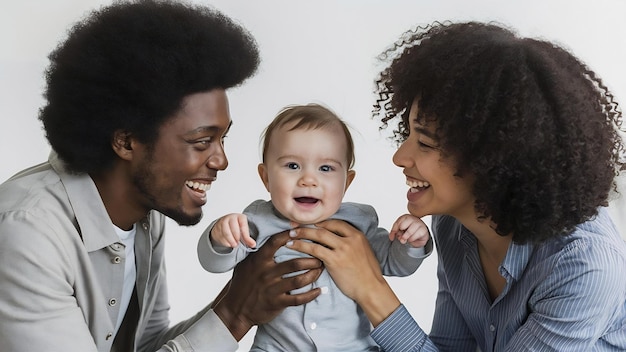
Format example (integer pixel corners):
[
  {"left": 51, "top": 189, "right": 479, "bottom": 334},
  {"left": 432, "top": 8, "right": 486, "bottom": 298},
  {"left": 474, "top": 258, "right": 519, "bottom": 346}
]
[
  {"left": 0, "top": 162, "right": 65, "bottom": 214},
  {"left": 0, "top": 162, "right": 81, "bottom": 248}
]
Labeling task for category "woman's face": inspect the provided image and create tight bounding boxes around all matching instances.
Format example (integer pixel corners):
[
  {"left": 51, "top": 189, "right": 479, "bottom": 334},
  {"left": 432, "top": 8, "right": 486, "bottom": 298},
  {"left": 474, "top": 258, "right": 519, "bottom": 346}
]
[{"left": 392, "top": 98, "right": 476, "bottom": 221}]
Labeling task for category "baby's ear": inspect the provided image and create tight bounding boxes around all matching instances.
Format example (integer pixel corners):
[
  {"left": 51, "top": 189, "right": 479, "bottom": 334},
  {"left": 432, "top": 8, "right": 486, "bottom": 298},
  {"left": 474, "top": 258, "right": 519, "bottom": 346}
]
[
  {"left": 257, "top": 163, "right": 271, "bottom": 192},
  {"left": 345, "top": 170, "right": 356, "bottom": 191}
]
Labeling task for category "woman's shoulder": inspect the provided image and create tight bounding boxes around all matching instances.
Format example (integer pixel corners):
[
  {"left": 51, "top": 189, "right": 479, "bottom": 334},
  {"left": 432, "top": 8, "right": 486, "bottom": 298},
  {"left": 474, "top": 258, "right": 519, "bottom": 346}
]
[
  {"left": 529, "top": 208, "right": 626, "bottom": 292},
  {"left": 544, "top": 207, "right": 626, "bottom": 260}
]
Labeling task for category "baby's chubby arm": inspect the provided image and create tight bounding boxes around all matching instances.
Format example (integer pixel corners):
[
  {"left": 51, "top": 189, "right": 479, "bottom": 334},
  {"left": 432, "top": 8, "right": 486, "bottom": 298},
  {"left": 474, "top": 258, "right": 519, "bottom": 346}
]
[
  {"left": 389, "top": 214, "right": 430, "bottom": 248},
  {"left": 211, "top": 213, "right": 257, "bottom": 248}
]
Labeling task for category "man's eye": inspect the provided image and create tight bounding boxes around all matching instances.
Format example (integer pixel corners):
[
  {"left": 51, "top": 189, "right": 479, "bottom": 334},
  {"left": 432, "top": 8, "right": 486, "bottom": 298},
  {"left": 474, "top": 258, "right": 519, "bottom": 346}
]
[{"left": 193, "top": 138, "right": 212, "bottom": 148}]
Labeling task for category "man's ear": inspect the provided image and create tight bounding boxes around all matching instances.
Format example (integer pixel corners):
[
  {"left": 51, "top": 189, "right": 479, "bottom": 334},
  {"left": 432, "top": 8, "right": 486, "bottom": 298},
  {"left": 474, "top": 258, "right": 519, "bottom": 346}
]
[
  {"left": 345, "top": 170, "right": 356, "bottom": 192},
  {"left": 257, "top": 163, "right": 270, "bottom": 192},
  {"left": 111, "top": 130, "right": 134, "bottom": 161}
]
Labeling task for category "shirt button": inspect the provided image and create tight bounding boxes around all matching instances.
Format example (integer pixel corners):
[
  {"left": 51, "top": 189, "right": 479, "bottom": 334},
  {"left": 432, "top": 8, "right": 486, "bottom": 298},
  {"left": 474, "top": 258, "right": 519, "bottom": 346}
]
[
  {"left": 489, "top": 324, "right": 496, "bottom": 332},
  {"left": 310, "top": 322, "right": 317, "bottom": 330},
  {"left": 109, "top": 298, "right": 117, "bottom": 306},
  {"left": 106, "top": 332, "right": 113, "bottom": 340},
  {"left": 143, "top": 223, "right": 149, "bottom": 231},
  {"left": 112, "top": 256, "right": 121, "bottom": 264}
]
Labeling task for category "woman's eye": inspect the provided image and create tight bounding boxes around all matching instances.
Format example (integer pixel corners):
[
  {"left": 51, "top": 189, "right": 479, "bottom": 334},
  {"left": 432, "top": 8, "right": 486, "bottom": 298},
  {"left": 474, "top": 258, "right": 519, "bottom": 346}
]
[
  {"left": 418, "top": 141, "right": 432, "bottom": 148},
  {"left": 286, "top": 162, "right": 299, "bottom": 170}
]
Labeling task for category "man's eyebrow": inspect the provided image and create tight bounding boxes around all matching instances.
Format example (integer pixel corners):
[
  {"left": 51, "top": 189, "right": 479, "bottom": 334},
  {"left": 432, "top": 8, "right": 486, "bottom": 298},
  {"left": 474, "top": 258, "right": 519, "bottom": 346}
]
[{"left": 184, "top": 120, "right": 233, "bottom": 136}]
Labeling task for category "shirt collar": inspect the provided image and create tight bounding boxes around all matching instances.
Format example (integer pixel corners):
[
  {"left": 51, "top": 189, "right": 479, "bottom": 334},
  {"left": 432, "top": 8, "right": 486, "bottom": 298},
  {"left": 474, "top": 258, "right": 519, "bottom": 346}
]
[
  {"left": 458, "top": 224, "right": 535, "bottom": 282},
  {"left": 500, "top": 240, "right": 534, "bottom": 281},
  {"left": 49, "top": 151, "right": 120, "bottom": 252}
]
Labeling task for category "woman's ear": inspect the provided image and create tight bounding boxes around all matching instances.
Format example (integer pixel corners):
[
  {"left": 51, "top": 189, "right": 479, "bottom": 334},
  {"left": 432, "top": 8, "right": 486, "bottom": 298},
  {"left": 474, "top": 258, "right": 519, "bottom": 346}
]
[
  {"left": 111, "top": 130, "right": 134, "bottom": 161},
  {"left": 257, "top": 163, "right": 271, "bottom": 192}
]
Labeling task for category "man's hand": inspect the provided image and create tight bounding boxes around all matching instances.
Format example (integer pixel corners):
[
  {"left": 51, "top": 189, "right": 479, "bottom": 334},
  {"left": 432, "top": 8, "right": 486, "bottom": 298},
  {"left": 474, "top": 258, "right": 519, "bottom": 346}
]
[{"left": 212, "top": 230, "right": 323, "bottom": 340}]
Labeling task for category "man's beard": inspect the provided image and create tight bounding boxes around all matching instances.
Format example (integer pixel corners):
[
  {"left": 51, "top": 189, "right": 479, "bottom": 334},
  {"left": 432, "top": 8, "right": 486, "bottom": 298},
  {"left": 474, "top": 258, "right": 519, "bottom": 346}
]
[{"left": 132, "top": 155, "right": 203, "bottom": 227}]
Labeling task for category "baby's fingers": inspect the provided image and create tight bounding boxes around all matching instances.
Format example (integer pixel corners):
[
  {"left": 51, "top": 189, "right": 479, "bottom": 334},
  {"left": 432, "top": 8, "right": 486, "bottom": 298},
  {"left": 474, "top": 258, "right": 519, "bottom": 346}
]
[
  {"left": 221, "top": 215, "right": 244, "bottom": 247},
  {"left": 222, "top": 218, "right": 241, "bottom": 248},
  {"left": 389, "top": 221, "right": 402, "bottom": 241},
  {"left": 390, "top": 214, "right": 417, "bottom": 241},
  {"left": 237, "top": 216, "right": 256, "bottom": 248},
  {"left": 403, "top": 222, "right": 430, "bottom": 247}
]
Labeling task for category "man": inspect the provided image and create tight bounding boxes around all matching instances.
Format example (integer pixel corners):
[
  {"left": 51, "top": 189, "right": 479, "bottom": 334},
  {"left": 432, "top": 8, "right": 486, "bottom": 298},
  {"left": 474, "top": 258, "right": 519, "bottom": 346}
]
[{"left": 0, "top": 1, "right": 321, "bottom": 351}]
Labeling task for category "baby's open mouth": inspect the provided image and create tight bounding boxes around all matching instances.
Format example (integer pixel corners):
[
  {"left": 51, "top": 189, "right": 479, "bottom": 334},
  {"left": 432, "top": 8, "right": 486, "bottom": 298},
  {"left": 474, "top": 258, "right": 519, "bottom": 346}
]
[{"left": 295, "top": 197, "right": 319, "bottom": 204}]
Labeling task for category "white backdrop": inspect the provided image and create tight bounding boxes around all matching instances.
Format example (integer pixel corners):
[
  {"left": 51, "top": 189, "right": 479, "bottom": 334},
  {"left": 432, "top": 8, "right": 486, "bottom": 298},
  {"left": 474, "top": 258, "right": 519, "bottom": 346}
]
[{"left": 2, "top": 1, "right": 625, "bottom": 350}]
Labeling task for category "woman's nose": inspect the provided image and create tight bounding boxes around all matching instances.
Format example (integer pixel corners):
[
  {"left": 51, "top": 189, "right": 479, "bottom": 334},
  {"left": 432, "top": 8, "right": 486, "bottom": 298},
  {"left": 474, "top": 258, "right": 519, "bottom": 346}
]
[{"left": 392, "top": 141, "right": 411, "bottom": 168}]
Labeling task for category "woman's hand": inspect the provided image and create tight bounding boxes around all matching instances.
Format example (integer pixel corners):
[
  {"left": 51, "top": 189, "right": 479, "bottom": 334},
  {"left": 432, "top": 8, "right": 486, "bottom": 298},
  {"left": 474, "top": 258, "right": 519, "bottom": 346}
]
[
  {"left": 287, "top": 220, "right": 401, "bottom": 327},
  {"left": 213, "top": 230, "right": 323, "bottom": 340}
]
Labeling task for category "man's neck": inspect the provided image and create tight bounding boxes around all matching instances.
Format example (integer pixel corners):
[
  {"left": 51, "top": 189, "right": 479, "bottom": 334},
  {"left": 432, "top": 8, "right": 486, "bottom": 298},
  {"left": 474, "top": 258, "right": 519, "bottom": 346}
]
[{"left": 90, "top": 168, "right": 146, "bottom": 231}]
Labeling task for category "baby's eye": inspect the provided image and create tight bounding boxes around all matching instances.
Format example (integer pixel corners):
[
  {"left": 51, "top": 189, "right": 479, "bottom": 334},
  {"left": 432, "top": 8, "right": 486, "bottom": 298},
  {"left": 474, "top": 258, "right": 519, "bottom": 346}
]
[
  {"left": 319, "top": 165, "right": 334, "bottom": 172},
  {"left": 286, "top": 162, "right": 299, "bottom": 170}
]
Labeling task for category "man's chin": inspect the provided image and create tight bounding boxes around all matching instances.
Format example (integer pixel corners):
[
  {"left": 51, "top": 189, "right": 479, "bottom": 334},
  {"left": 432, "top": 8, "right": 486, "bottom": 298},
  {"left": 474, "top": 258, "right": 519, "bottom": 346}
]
[
  {"left": 175, "top": 218, "right": 201, "bottom": 227},
  {"left": 164, "top": 209, "right": 202, "bottom": 227}
]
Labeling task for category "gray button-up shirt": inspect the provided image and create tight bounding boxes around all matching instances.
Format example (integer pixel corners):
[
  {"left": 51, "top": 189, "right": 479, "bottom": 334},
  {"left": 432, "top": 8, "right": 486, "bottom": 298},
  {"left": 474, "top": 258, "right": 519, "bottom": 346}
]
[{"left": 0, "top": 152, "right": 237, "bottom": 352}]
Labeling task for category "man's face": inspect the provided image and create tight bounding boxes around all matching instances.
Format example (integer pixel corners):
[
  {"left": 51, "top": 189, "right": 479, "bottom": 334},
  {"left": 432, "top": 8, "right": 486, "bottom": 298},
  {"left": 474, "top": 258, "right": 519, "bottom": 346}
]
[{"left": 132, "top": 89, "right": 231, "bottom": 226}]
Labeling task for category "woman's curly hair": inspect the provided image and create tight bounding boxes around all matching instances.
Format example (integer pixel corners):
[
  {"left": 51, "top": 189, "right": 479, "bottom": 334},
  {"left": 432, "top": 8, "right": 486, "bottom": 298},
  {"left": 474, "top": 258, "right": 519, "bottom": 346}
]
[
  {"left": 39, "top": 0, "right": 260, "bottom": 174},
  {"left": 374, "top": 21, "right": 625, "bottom": 244}
]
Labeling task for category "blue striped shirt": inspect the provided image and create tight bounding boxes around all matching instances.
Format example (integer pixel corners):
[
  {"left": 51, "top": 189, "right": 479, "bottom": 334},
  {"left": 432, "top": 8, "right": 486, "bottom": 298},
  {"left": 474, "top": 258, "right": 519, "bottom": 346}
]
[{"left": 371, "top": 207, "right": 626, "bottom": 351}]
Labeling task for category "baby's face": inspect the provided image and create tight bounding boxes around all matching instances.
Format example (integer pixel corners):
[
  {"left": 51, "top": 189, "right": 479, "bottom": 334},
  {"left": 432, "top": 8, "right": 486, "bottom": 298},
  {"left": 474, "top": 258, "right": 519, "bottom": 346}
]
[{"left": 258, "top": 124, "right": 355, "bottom": 224}]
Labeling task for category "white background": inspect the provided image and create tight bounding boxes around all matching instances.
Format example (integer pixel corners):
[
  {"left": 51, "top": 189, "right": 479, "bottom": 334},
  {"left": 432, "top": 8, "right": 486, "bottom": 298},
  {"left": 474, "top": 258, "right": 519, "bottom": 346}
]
[{"left": 1, "top": 1, "right": 625, "bottom": 350}]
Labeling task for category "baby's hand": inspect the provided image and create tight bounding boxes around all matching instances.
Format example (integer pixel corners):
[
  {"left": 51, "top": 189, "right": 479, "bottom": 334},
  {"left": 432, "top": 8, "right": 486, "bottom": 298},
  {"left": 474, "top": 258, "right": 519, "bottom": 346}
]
[
  {"left": 389, "top": 214, "right": 430, "bottom": 248},
  {"left": 210, "top": 213, "right": 256, "bottom": 248}
]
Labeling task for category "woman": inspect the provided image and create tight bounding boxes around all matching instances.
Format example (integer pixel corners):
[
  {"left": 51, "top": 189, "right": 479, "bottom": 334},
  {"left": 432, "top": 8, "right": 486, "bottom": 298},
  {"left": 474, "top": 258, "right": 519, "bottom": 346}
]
[{"left": 288, "top": 21, "right": 626, "bottom": 351}]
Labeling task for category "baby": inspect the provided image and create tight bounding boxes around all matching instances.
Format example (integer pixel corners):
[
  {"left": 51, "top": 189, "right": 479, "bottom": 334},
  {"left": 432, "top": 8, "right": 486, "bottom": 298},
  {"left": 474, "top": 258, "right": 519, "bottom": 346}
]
[{"left": 198, "top": 103, "right": 432, "bottom": 351}]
